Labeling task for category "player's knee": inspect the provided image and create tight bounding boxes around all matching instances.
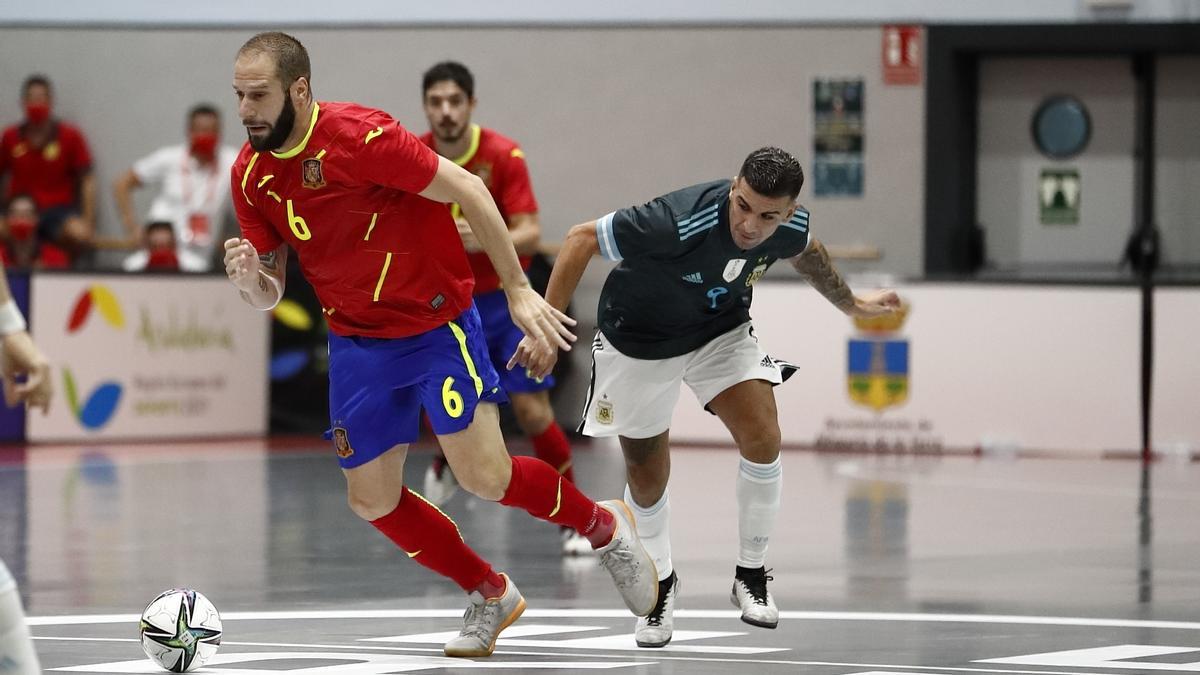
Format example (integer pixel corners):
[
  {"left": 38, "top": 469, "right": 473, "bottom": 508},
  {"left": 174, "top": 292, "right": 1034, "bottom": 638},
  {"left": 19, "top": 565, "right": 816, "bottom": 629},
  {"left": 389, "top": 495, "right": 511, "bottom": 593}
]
[
  {"left": 346, "top": 490, "right": 400, "bottom": 522},
  {"left": 455, "top": 467, "right": 508, "bottom": 501},
  {"left": 736, "top": 424, "right": 782, "bottom": 463},
  {"left": 511, "top": 394, "right": 553, "bottom": 435}
]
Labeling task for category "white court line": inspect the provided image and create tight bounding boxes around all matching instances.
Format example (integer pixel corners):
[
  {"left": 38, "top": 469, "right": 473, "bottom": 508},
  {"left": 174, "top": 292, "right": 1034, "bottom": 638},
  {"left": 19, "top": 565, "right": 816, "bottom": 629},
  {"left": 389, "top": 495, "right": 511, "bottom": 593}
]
[
  {"left": 31, "top": 636, "right": 1181, "bottom": 675},
  {"left": 27, "top": 610, "right": 1200, "bottom": 631}
]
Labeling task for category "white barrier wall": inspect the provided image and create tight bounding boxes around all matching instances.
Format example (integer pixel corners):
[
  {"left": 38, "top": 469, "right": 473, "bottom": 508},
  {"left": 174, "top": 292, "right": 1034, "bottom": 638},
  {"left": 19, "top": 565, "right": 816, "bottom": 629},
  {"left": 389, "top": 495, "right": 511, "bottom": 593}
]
[
  {"left": 669, "top": 282, "right": 1145, "bottom": 454},
  {"left": 28, "top": 275, "right": 269, "bottom": 441},
  {"left": 1152, "top": 287, "right": 1200, "bottom": 454}
]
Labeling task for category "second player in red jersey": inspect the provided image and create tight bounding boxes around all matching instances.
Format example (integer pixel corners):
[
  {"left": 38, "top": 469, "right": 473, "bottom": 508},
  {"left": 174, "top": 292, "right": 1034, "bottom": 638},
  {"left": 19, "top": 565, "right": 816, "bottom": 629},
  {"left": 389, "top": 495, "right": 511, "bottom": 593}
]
[{"left": 418, "top": 124, "right": 538, "bottom": 294}]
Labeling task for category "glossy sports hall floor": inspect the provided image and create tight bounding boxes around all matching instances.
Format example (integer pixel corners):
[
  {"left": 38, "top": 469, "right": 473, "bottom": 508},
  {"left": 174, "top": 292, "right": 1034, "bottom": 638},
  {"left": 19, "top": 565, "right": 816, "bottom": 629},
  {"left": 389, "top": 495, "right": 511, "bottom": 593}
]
[{"left": 3, "top": 438, "right": 1199, "bottom": 674}]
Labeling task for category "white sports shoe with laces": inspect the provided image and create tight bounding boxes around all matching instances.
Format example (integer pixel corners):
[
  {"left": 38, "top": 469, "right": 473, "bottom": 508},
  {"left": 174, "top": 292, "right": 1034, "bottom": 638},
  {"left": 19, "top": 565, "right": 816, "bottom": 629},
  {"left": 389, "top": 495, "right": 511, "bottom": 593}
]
[
  {"left": 635, "top": 572, "right": 679, "bottom": 647},
  {"left": 730, "top": 566, "right": 778, "bottom": 629}
]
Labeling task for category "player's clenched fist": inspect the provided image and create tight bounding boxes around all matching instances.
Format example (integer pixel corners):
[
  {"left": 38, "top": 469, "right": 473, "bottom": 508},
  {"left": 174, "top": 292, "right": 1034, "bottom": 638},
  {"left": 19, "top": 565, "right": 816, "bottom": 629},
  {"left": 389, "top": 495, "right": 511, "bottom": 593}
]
[{"left": 224, "top": 237, "right": 261, "bottom": 293}]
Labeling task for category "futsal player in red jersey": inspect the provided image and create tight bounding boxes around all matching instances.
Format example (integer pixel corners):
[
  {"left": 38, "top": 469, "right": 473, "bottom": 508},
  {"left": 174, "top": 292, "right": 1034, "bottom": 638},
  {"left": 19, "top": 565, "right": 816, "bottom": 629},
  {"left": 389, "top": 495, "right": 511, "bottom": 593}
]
[
  {"left": 223, "top": 32, "right": 656, "bottom": 657},
  {"left": 416, "top": 61, "right": 590, "bottom": 555}
]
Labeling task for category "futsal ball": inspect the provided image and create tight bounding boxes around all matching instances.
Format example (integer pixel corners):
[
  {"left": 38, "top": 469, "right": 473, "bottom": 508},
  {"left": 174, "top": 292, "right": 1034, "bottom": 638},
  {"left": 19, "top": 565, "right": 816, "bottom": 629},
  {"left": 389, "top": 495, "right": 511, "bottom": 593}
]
[{"left": 138, "top": 588, "right": 223, "bottom": 672}]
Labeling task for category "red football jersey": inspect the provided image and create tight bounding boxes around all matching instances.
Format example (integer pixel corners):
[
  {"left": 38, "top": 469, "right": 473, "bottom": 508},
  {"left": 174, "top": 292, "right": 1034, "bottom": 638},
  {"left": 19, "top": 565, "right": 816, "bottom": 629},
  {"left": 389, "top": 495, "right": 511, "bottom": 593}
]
[
  {"left": 419, "top": 124, "right": 538, "bottom": 294},
  {"left": 0, "top": 121, "right": 93, "bottom": 209},
  {"left": 231, "top": 101, "right": 474, "bottom": 339}
]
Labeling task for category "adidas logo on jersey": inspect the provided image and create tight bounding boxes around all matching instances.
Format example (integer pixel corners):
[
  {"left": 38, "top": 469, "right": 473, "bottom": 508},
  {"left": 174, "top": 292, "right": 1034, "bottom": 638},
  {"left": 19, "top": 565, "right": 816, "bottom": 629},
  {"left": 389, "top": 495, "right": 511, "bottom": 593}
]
[
  {"left": 760, "top": 355, "right": 773, "bottom": 368},
  {"left": 682, "top": 273, "right": 703, "bottom": 284}
]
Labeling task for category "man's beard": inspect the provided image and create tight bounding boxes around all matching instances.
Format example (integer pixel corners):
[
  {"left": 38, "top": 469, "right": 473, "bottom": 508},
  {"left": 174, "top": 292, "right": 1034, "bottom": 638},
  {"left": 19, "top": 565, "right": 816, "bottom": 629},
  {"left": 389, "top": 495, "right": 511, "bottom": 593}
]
[
  {"left": 435, "top": 120, "right": 466, "bottom": 144},
  {"left": 249, "top": 95, "right": 297, "bottom": 151}
]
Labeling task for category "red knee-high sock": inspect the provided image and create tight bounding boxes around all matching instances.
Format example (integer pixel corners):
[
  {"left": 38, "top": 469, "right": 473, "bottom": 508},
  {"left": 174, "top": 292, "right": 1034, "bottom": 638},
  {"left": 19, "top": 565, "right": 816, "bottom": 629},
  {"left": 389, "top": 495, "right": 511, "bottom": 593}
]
[
  {"left": 370, "top": 487, "right": 505, "bottom": 596},
  {"left": 499, "top": 456, "right": 614, "bottom": 548},
  {"left": 531, "top": 422, "right": 575, "bottom": 484}
]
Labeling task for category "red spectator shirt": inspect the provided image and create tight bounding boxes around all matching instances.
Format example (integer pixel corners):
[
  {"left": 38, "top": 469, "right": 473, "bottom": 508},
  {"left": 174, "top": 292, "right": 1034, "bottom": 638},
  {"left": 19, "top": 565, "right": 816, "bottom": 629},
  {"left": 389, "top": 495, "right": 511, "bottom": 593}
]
[
  {"left": 231, "top": 101, "right": 474, "bottom": 339},
  {"left": 419, "top": 124, "right": 538, "bottom": 294},
  {"left": 0, "top": 121, "right": 93, "bottom": 208}
]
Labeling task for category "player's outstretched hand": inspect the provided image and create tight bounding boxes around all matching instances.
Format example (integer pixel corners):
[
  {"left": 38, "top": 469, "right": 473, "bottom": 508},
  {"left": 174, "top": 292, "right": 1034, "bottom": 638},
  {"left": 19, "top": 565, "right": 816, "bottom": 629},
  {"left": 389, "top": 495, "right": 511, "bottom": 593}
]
[
  {"left": 508, "top": 334, "right": 559, "bottom": 380},
  {"left": 1, "top": 331, "right": 52, "bottom": 414},
  {"left": 506, "top": 285, "right": 577, "bottom": 354},
  {"left": 847, "top": 289, "right": 903, "bottom": 318},
  {"left": 224, "top": 238, "right": 262, "bottom": 293}
]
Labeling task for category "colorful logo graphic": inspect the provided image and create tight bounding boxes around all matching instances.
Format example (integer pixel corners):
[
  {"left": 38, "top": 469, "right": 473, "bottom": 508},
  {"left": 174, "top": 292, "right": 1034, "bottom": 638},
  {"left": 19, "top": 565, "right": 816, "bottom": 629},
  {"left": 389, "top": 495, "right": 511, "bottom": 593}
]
[
  {"left": 67, "top": 285, "right": 125, "bottom": 333},
  {"left": 847, "top": 304, "right": 910, "bottom": 412},
  {"left": 62, "top": 367, "right": 122, "bottom": 430}
]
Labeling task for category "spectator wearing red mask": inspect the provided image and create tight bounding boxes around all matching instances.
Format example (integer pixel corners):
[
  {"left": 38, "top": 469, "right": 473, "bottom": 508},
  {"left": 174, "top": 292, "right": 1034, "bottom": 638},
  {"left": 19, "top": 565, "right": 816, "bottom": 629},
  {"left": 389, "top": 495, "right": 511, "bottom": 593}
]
[
  {"left": 113, "top": 104, "right": 237, "bottom": 271},
  {"left": 0, "top": 194, "right": 70, "bottom": 270},
  {"left": 120, "top": 220, "right": 207, "bottom": 272},
  {"left": 0, "top": 74, "right": 96, "bottom": 257}
]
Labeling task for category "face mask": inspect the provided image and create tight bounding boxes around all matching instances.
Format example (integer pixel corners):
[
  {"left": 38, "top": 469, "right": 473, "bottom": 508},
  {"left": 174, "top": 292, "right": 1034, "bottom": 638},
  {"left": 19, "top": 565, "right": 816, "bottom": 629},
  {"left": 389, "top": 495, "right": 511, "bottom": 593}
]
[
  {"left": 190, "top": 132, "right": 218, "bottom": 161},
  {"left": 24, "top": 103, "right": 51, "bottom": 125},
  {"left": 8, "top": 216, "right": 36, "bottom": 242},
  {"left": 146, "top": 248, "right": 180, "bottom": 270}
]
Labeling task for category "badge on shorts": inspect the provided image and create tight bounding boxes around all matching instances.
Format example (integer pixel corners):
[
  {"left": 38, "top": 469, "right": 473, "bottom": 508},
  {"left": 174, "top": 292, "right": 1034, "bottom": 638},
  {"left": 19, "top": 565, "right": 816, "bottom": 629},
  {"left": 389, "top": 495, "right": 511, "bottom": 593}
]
[
  {"left": 301, "top": 157, "right": 326, "bottom": 189},
  {"left": 597, "top": 400, "right": 614, "bottom": 425},
  {"left": 723, "top": 258, "right": 747, "bottom": 282},
  {"left": 333, "top": 427, "right": 354, "bottom": 458}
]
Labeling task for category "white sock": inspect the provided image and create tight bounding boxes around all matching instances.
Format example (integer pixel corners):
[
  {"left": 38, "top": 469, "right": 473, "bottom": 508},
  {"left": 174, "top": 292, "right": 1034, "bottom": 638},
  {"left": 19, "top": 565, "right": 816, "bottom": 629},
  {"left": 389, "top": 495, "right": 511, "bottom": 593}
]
[
  {"left": 0, "top": 559, "right": 42, "bottom": 675},
  {"left": 736, "top": 456, "right": 782, "bottom": 569},
  {"left": 625, "top": 484, "right": 673, "bottom": 581}
]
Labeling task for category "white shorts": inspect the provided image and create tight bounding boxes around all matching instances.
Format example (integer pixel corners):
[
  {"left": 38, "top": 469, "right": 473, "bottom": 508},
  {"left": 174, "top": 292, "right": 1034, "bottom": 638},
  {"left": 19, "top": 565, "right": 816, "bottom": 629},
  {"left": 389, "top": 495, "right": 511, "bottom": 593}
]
[{"left": 579, "top": 322, "right": 797, "bottom": 439}]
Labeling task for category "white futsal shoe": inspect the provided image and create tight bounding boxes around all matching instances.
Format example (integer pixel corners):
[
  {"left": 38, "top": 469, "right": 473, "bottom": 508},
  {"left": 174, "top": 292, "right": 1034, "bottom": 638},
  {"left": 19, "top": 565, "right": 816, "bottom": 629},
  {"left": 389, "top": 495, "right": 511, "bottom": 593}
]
[
  {"left": 595, "top": 500, "right": 659, "bottom": 616},
  {"left": 635, "top": 572, "right": 679, "bottom": 647},
  {"left": 731, "top": 566, "right": 778, "bottom": 629},
  {"left": 443, "top": 574, "right": 526, "bottom": 657}
]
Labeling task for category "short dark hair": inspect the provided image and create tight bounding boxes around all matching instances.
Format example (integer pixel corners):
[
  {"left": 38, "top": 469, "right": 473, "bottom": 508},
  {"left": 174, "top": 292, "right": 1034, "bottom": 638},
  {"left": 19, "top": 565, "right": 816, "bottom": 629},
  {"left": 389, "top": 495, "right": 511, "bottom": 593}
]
[
  {"left": 188, "top": 103, "right": 220, "bottom": 126},
  {"left": 238, "top": 32, "right": 311, "bottom": 90},
  {"left": 144, "top": 221, "right": 175, "bottom": 237},
  {"left": 738, "top": 147, "right": 804, "bottom": 200},
  {"left": 21, "top": 74, "right": 51, "bottom": 99},
  {"left": 422, "top": 61, "right": 474, "bottom": 99}
]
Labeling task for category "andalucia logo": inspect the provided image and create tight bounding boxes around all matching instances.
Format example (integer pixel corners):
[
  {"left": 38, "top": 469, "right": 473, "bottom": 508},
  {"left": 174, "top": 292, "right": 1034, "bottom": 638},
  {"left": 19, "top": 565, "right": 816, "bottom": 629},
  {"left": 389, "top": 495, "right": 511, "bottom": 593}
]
[
  {"left": 847, "top": 304, "right": 910, "bottom": 411},
  {"left": 63, "top": 284, "right": 125, "bottom": 429}
]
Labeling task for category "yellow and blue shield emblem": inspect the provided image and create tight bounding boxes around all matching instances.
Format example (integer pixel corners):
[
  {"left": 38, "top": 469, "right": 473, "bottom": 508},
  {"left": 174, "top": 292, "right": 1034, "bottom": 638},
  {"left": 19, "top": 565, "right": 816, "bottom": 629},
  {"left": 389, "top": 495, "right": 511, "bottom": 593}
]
[
  {"left": 847, "top": 305, "right": 910, "bottom": 411},
  {"left": 847, "top": 338, "right": 908, "bottom": 411}
]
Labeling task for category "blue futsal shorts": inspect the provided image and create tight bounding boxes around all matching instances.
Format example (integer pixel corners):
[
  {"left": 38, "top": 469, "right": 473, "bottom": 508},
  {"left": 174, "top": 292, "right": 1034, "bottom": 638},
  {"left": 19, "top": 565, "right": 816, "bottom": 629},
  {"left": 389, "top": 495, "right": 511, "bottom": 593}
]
[
  {"left": 474, "top": 289, "right": 555, "bottom": 395},
  {"left": 325, "top": 303, "right": 507, "bottom": 469}
]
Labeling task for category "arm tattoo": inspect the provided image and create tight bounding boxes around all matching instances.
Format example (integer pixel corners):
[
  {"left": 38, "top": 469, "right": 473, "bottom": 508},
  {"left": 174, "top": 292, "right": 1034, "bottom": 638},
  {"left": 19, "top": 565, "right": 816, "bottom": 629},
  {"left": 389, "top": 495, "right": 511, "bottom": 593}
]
[
  {"left": 258, "top": 250, "right": 278, "bottom": 272},
  {"left": 791, "top": 239, "right": 855, "bottom": 312}
]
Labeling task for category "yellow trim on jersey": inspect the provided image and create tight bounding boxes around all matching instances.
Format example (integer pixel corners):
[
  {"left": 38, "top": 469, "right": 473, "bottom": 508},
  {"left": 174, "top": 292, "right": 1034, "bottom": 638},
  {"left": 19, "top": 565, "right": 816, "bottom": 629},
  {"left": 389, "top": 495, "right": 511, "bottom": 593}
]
[
  {"left": 267, "top": 190, "right": 282, "bottom": 203},
  {"left": 447, "top": 320, "right": 484, "bottom": 396},
  {"left": 372, "top": 252, "right": 393, "bottom": 302},
  {"left": 510, "top": 148, "right": 525, "bottom": 159},
  {"left": 271, "top": 101, "right": 321, "bottom": 159},
  {"left": 548, "top": 477, "right": 563, "bottom": 518},
  {"left": 452, "top": 124, "right": 482, "bottom": 166},
  {"left": 409, "top": 489, "right": 465, "bottom": 542},
  {"left": 257, "top": 174, "right": 274, "bottom": 188},
  {"left": 316, "top": 148, "right": 327, "bottom": 159},
  {"left": 364, "top": 212, "right": 378, "bottom": 241},
  {"left": 365, "top": 126, "right": 384, "bottom": 144},
  {"left": 240, "top": 152, "right": 261, "bottom": 204}
]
